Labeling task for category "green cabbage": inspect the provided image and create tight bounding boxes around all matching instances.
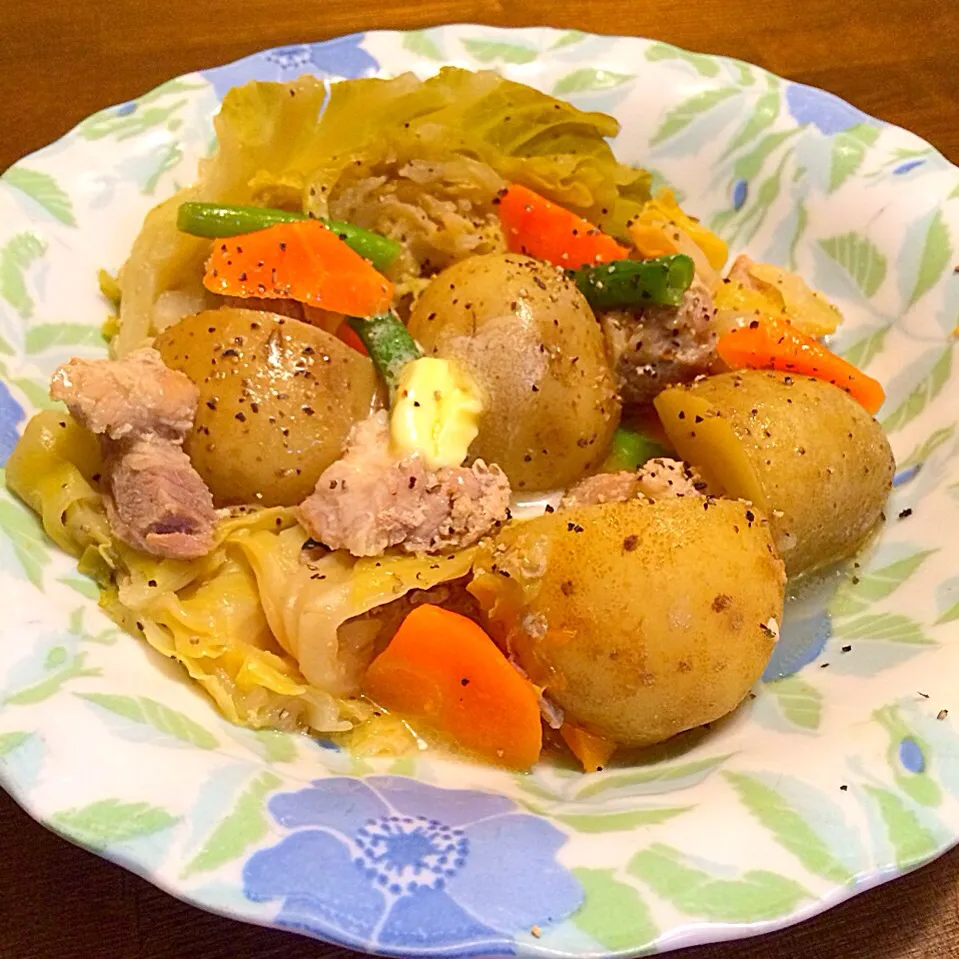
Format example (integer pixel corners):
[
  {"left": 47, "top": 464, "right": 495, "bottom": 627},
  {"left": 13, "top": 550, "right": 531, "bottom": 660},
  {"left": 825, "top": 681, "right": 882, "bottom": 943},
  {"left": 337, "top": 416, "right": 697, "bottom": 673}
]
[{"left": 116, "top": 68, "right": 650, "bottom": 351}]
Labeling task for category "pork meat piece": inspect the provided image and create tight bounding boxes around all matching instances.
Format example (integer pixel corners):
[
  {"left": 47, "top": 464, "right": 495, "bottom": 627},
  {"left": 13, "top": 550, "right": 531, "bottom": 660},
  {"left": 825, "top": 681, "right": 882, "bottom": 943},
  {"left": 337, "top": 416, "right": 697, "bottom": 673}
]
[
  {"left": 561, "top": 457, "right": 703, "bottom": 508},
  {"left": 50, "top": 347, "right": 198, "bottom": 441},
  {"left": 600, "top": 281, "right": 719, "bottom": 406},
  {"left": 105, "top": 436, "right": 216, "bottom": 560},
  {"left": 298, "top": 412, "right": 511, "bottom": 556}
]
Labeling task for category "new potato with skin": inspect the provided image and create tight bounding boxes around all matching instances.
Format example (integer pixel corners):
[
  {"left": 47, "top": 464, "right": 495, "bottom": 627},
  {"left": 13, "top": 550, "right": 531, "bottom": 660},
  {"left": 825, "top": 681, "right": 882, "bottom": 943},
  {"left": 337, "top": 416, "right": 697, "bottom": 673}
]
[
  {"left": 473, "top": 497, "right": 785, "bottom": 746},
  {"left": 408, "top": 253, "right": 620, "bottom": 491},
  {"left": 655, "top": 370, "right": 895, "bottom": 577},
  {"left": 155, "top": 308, "right": 379, "bottom": 507}
]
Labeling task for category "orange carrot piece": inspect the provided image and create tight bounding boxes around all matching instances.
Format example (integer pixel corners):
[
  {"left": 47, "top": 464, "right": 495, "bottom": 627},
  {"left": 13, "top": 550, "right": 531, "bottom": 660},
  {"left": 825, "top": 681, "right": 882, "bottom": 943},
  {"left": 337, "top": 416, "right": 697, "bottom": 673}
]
[
  {"left": 716, "top": 316, "right": 885, "bottom": 415},
  {"left": 363, "top": 605, "right": 543, "bottom": 769},
  {"left": 203, "top": 220, "right": 393, "bottom": 318},
  {"left": 496, "top": 183, "right": 629, "bottom": 269},
  {"left": 560, "top": 724, "right": 617, "bottom": 773}
]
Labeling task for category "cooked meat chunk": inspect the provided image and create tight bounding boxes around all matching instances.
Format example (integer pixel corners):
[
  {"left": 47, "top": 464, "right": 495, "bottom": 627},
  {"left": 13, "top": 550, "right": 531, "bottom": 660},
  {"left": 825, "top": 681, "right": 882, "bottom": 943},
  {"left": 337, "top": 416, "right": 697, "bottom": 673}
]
[
  {"left": 298, "top": 412, "right": 511, "bottom": 556},
  {"left": 50, "top": 347, "right": 216, "bottom": 559},
  {"left": 600, "top": 282, "right": 719, "bottom": 406},
  {"left": 561, "top": 457, "right": 702, "bottom": 508},
  {"left": 50, "top": 347, "right": 198, "bottom": 441},
  {"left": 105, "top": 437, "right": 216, "bottom": 559}
]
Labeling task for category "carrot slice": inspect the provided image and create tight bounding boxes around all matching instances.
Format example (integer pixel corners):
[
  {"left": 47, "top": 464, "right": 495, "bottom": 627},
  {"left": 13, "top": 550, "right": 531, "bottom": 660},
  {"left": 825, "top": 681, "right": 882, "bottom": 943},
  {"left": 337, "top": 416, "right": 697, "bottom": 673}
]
[
  {"left": 496, "top": 183, "right": 629, "bottom": 269},
  {"left": 203, "top": 219, "right": 393, "bottom": 318},
  {"left": 560, "top": 724, "right": 617, "bottom": 773},
  {"left": 716, "top": 316, "right": 885, "bottom": 414},
  {"left": 363, "top": 605, "right": 543, "bottom": 769}
]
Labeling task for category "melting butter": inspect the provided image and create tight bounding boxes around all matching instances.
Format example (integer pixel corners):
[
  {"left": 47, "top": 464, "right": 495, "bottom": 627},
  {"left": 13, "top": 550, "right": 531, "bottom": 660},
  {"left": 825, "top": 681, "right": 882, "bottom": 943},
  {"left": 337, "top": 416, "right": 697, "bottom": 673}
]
[{"left": 390, "top": 357, "right": 483, "bottom": 469}]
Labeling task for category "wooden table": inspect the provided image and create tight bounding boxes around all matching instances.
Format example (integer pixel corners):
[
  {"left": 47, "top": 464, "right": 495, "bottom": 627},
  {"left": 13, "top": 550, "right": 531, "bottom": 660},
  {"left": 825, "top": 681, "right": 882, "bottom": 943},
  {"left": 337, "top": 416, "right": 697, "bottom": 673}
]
[{"left": 1, "top": 1, "right": 958, "bottom": 957}]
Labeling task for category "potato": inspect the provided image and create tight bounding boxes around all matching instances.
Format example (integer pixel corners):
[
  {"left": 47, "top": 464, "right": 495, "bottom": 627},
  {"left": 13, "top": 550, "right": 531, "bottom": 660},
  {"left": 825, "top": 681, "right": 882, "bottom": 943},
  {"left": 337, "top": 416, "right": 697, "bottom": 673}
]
[
  {"left": 407, "top": 253, "right": 620, "bottom": 491},
  {"left": 654, "top": 371, "right": 894, "bottom": 577},
  {"left": 471, "top": 497, "right": 785, "bottom": 746},
  {"left": 156, "top": 309, "right": 379, "bottom": 506}
]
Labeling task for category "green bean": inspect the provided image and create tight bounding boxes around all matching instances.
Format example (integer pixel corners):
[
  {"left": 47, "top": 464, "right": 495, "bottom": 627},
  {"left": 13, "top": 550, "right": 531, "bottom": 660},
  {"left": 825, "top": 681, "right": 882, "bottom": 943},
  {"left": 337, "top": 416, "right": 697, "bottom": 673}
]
[
  {"left": 571, "top": 254, "right": 695, "bottom": 309},
  {"left": 603, "top": 427, "right": 667, "bottom": 472},
  {"left": 346, "top": 312, "right": 422, "bottom": 400},
  {"left": 176, "top": 202, "right": 400, "bottom": 272}
]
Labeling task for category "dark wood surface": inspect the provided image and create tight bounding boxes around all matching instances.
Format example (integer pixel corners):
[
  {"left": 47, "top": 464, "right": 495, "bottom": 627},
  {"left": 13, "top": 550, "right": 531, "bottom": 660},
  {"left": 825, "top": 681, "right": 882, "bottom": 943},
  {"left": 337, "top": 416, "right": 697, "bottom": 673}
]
[{"left": 1, "top": 1, "right": 958, "bottom": 957}]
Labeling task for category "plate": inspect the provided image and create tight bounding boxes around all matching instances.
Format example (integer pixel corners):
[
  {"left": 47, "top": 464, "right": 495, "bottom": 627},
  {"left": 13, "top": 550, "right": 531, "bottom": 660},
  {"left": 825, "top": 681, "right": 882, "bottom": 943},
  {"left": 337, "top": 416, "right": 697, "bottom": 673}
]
[{"left": 1, "top": 24, "right": 958, "bottom": 958}]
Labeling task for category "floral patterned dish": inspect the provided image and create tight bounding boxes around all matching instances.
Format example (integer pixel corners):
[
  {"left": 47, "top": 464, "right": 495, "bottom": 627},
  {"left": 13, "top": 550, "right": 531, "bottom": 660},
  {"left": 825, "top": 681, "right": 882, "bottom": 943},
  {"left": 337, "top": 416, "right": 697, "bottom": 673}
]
[{"left": 1, "top": 24, "right": 958, "bottom": 958}]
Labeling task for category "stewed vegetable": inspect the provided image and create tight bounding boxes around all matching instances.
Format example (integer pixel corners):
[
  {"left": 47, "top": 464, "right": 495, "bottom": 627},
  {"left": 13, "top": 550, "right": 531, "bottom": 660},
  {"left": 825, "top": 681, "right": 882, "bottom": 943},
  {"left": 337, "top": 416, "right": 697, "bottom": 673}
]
[{"left": 177, "top": 202, "right": 401, "bottom": 272}]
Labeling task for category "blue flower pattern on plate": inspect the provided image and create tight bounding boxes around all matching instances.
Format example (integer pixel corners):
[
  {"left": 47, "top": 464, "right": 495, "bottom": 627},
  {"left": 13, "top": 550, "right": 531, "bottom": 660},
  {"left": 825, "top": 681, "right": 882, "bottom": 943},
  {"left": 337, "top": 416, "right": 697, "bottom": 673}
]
[
  {"left": 202, "top": 34, "right": 379, "bottom": 100},
  {"left": 0, "top": 381, "right": 25, "bottom": 466},
  {"left": 243, "top": 775, "right": 583, "bottom": 954},
  {"left": 785, "top": 82, "right": 873, "bottom": 134}
]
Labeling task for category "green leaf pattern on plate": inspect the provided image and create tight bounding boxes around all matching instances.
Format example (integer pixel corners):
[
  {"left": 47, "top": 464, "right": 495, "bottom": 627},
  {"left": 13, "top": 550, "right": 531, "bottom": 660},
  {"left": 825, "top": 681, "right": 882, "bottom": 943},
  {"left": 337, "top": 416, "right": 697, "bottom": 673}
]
[
  {"left": 908, "top": 210, "right": 952, "bottom": 306},
  {"left": 0, "top": 233, "right": 46, "bottom": 319},
  {"left": 552, "top": 68, "right": 634, "bottom": 97},
  {"left": 862, "top": 786, "right": 940, "bottom": 869},
  {"left": 461, "top": 39, "right": 538, "bottom": 65},
  {"left": 79, "top": 693, "right": 220, "bottom": 749},
  {"left": 576, "top": 755, "right": 730, "bottom": 801},
  {"left": 882, "top": 344, "right": 953, "bottom": 432},
  {"left": 874, "top": 706, "right": 942, "bottom": 808},
  {"left": 628, "top": 843, "right": 810, "bottom": 921},
  {"left": 725, "top": 772, "right": 855, "bottom": 883},
  {"left": 829, "top": 551, "right": 936, "bottom": 618},
  {"left": 401, "top": 30, "right": 444, "bottom": 61},
  {"left": 2, "top": 168, "right": 77, "bottom": 227},
  {"left": 0, "top": 499, "right": 50, "bottom": 590},
  {"left": 829, "top": 125, "right": 879, "bottom": 192},
  {"left": 900, "top": 425, "right": 955, "bottom": 469},
  {"left": 25, "top": 323, "right": 106, "bottom": 354},
  {"left": 650, "top": 88, "right": 738, "bottom": 147},
  {"left": 183, "top": 771, "right": 281, "bottom": 876},
  {"left": 721, "top": 91, "right": 779, "bottom": 158},
  {"left": 51, "top": 799, "right": 178, "bottom": 850},
  {"left": 570, "top": 869, "right": 658, "bottom": 951},
  {"left": 645, "top": 42, "right": 721, "bottom": 78},
  {"left": 0, "top": 731, "right": 30, "bottom": 756},
  {"left": 764, "top": 675, "right": 823, "bottom": 731},
  {"left": 550, "top": 30, "right": 586, "bottom": 51},
  {"left": 840, "top": 325, "right": 890, "bottom": 367},
  {"left": 819, "top": 232, "right": 887, "bottom": 297},
  {"left": 831, "top": 612, "right": 935, "bottom": 645},
  {"left": 5, "top": 652, "right": 99, "bottom": 705}
]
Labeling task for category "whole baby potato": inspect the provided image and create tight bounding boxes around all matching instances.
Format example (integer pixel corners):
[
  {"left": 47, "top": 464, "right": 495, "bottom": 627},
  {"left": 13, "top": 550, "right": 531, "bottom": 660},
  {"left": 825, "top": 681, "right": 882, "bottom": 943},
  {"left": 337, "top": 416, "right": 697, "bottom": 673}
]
[
  {"left": 407, "top": 253, "right": 620, "bottom": 491},
  {"left": 654, "top": 371, "right": 894, "bottom": 576},
  {"left": 471, "top": 496, "right": 785, "bottom": 746},
  {"left": 156, "top": 309, "right": 378, "bottom": 507}
]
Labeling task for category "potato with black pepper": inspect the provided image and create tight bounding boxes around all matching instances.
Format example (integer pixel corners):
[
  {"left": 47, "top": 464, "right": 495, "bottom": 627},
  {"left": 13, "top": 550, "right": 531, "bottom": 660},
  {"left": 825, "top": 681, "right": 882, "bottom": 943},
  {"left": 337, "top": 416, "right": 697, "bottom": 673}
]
[
  {"left": 654, "top": 371, "right": 894, "bottom": 576},
  {"left": 407, "top": 253, "right": 620, "bottom": 491},
  {"left": 155, "top": 308, "right": 379, "bottom": 507},
  {"left": 470, "top": 496, "right": 785, "bottom": 747}
]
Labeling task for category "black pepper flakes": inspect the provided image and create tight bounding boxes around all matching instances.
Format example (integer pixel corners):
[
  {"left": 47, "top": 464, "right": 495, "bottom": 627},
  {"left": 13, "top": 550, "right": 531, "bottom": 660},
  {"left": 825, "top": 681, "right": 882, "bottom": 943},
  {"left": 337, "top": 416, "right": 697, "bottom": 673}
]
[{"left": 898, "top": 508, "right": 913, "bottom": 520}]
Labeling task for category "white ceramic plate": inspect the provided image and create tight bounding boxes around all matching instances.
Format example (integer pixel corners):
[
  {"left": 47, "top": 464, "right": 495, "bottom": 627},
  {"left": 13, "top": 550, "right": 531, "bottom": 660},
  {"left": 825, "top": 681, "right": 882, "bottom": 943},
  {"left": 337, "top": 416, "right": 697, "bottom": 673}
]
[{"left": 1, "top": 24, "right": 958, "bottom": 958}]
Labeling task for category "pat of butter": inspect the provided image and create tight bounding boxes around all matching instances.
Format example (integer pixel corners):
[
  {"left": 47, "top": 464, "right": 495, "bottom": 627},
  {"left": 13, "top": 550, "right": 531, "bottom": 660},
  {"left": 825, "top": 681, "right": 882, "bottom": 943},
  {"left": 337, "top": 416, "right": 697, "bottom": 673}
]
[{"left": 390, "top": 357, "right": 483, "bottom": 470}]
